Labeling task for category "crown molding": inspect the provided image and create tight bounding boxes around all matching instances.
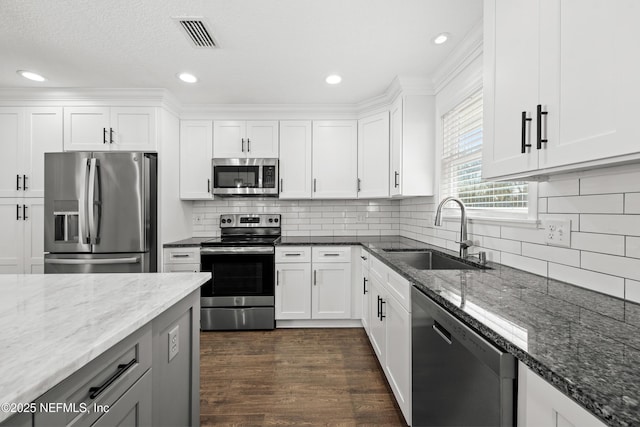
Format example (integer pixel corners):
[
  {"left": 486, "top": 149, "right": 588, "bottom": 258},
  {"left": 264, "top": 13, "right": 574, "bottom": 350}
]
[{"left": 432, "top": 20, "right": 483, "bottom": 94}]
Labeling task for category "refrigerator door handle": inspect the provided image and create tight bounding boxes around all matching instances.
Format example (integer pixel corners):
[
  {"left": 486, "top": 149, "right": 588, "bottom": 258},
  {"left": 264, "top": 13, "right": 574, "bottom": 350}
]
[
  {"left": 45, "top": 257, "right": 140, "bottom": 265},
  {"left": 87, "top": 158, "right": 99, "bottom": 244},
  {"left": 81, "top": 158, "right": 91, "bottom": 244}
]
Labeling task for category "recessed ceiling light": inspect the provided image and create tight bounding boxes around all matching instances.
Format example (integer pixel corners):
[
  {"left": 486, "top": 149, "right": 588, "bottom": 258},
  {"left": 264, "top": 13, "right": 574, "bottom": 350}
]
[
  {"left": 177, "top": 72, "right": 198, "bottom": 83},
  {"left": 325, "top": 74, "right": 342, "bottom": 85},
  {"left": 433, "top": 33, "right": 450, "bottom": 45},
  {"left": 17, "top": 70, "right": 46, "bottom": 82}
]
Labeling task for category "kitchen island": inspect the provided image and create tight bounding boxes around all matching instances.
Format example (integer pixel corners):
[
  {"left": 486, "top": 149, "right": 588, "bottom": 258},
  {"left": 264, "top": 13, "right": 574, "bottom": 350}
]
[{"left": 0, "top": 272, "right": 209, "bottom": 426}]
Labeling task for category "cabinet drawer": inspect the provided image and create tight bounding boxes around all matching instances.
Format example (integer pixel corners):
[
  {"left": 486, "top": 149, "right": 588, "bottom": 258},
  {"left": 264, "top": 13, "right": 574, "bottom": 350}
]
[
  {"left": 164, "top": 263, "right": 200, "bottom": 273},
  {"left": 360, "top": 249, "right": 371, "bottom": 271},
  {"left": 312, "top": 246, "right": 351, "bottom": 263},
  {"left": 275, "top": 246, "right": 311, "bottom": 263},
  {"left": 35, "top": 325, "right": 152, "bottom": 427},
  {"left": 163, "top": 247, "right": 200, "bottom": 264},
  {"left": 387, "top": 269, "right": 411, "bottom": 312},
  {"left": 370, "top": 255, "right": 387, "bottom": 283}
]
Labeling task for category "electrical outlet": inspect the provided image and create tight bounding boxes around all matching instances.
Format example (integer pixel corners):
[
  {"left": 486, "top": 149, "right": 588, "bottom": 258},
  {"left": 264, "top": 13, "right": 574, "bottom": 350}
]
[
  {"left": 544, "top": 219, "right": 571, "bottom": 247},
  {"left": 168, "top": 325, "right": 179, "bottom": 362},
  {"left": 194, "top": 215, "right": 202, "bottom": 224},
  {"left": 356, "top": 214, "right": 366, "bottom": 223}
]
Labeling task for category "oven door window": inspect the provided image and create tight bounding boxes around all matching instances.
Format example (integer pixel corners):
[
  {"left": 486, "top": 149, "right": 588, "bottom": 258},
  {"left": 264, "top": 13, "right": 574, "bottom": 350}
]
[
  {"left": 201, "top": 253, "right": 274, "bottom": 297},
  {"left": 214, "top": 166, "right": 259, "bottom": 188}
]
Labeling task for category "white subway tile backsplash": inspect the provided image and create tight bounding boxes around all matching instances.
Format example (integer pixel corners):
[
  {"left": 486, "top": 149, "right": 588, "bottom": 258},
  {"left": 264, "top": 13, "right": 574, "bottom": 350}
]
[
  {"left": 626, "top": 237, "right": 640, "bottom": 259},
  {"left": 500, "top": 253, "right": 547, "bottom": 276},
  {"left": 581, "top": 252, "right": 640, "bottom": 281},
  {"left": 571, "top": 232, "right": 625, "bottom": 256},
  {"left": 548, "top": 263, "right": 624, "bottom": 298},
  {"left": 625, "top": 193, "right": 640, "bottom": 214},
  {"left": 522, "top": 243, "right": 580, "bottom": 267},
  {"left": 538, "top": 198, "right": 548, "bottom": 213},
  {"left": 580, "top": 170, "right": 640, "bottom": 195},
  {"left": 626, "top": 279, "right": 640, "bottom": 304},
  {"left": 539, "top": 179, "right": 579, "bottom": 197},
  {"left": 500, "top": 226, "right": 545, "bottom": 244},
  {"left": 482, "top": 236, "right": 521, "bottom": 254},
  {"left": 547, "top": 194, "right": 623, "bottom": 214},
  {"left": 580, "top": 214, "right": 640, "bottom": 236},
  {"left": 538, "top": 214, "right": 580, "bottom": 231},
  {"left": 468, "top": 222, "right": 502, "bottom": 238}
]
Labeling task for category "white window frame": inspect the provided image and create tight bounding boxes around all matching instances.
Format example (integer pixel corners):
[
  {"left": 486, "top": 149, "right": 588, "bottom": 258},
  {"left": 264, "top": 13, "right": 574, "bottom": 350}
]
[{"left": 434, "top": 73, "right": 538, "bottom": 224}]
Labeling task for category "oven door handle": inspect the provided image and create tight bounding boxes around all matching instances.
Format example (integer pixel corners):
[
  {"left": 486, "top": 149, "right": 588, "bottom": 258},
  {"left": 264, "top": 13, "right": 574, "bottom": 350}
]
[{"left": 200, "top": 247, "right": 275, "bottom": 255}]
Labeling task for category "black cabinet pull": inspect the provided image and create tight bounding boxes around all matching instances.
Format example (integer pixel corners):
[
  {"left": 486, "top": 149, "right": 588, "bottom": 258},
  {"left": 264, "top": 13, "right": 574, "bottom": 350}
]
[
  {"left": 23, "top": 175, "right": 27, "bottom": 190},
  {"left": 313, "top": 179, "right": 317, "bottom": 193},
  {"left": 521, "top": 111, "right": 532, "bottom": 153},
  {"left": 109, "top": 128, "right": 114, "bottom": 144},
  {"left": 88, "top": 358, "right": 137, "bottom": 400},
  {"left": 280, "top": 178, "right": 283, "bottom": 193},
  {"left": 276, "top": 270, "right": 279, "bottom": 286},
  {"left": 536, "top": 104, "right": 548, "bottom": 149},
  {"left": 103, "top": 128, "right": 107, "bottom": 144},
  {"left": 377, "top": 296, "right": 381, "bottom": 319},
  {"left": 247, "top": 138, "right": 250, "bottom": 152},
  {"left": 380, "top": 299, "right": 386, "bottom": 320},
  {"left": 207, "top": 178, "right": 211, "bottom": 193},
  {"left": 394, "top": 171, "right": 399, "bottom": 188},
  {"left": 363, "top": 277, "right": 368, "bottom": 295},
  {"left": 23, "top": 205, "right": 28, "bottom": 220},
  {"left": 16, "top": 175, "right": 21, "bottom": 190},
  {"left": 241, "top": 138, "right": 245, "bottom": 152},
  {"left": 16, "top": 204, "right": 21, "bottom": 220},
  {"left": 357, "top": 178, "right": 361, "bottom": 192}
]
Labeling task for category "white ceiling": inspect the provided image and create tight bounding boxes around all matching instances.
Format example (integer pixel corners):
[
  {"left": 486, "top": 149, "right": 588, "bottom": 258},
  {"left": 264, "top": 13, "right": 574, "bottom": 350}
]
[{"left": 0, "top": 0, "right": 482, "bottom": 105}]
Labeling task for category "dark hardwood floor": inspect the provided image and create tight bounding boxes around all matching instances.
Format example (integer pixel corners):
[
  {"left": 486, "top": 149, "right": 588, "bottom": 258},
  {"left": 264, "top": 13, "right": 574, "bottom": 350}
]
[{"left": 200, "top": 328, "right": 406, "bottom": 426}]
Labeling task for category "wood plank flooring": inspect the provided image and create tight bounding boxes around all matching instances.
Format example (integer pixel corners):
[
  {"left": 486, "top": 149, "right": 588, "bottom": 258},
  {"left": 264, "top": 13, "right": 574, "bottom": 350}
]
[{"left": 200, "top": 328, "right": 406, "bottom": 426}]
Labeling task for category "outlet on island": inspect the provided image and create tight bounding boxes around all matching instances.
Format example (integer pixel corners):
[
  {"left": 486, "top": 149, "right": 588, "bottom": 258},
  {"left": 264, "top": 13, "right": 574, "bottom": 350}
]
[{"left": 168, "top": 324, "right": 179, "bottom": 362}]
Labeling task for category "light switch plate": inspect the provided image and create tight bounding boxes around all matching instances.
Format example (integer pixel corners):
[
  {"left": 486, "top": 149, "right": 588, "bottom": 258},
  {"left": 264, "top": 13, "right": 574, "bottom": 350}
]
[
  {"left": 544, "top": 219, "right": 571, "bottom": 247},
  {"left": 168, "top": 325, "right": 179, "bottom": 362}
]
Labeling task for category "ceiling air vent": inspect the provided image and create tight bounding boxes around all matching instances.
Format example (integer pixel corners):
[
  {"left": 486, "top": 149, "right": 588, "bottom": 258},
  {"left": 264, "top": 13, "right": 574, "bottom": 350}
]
[{"left": 174, "top": 17, "right": 218, "bottom": 49}]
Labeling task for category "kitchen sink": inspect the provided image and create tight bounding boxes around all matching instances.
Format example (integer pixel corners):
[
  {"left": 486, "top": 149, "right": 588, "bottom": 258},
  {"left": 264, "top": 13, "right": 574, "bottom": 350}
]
[{"left": 383, "top": 250, "right": 488, "bottom": 270}]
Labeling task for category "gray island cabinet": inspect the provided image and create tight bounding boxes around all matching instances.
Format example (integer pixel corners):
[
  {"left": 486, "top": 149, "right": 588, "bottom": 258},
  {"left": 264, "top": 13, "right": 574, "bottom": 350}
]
[{"left": 0, "top": 273, "right": 208, "bottom": 427}]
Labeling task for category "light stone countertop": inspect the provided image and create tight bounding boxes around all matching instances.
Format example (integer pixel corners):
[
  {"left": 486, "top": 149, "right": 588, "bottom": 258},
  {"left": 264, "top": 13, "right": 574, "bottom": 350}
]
[{"left": 0, "top": 272, "right": 209, "bottom": 423}]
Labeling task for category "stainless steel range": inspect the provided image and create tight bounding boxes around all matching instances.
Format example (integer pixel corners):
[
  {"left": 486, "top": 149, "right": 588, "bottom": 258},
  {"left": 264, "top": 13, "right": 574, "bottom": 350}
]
[{"left": 199, "top": 213, "right": 280, "bottom": 330}]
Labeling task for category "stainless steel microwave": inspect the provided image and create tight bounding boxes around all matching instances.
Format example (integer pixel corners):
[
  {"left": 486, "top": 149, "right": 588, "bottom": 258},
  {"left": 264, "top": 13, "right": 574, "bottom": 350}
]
[{"left": 211, "top": 158, "right": 279, "bottom": 196}]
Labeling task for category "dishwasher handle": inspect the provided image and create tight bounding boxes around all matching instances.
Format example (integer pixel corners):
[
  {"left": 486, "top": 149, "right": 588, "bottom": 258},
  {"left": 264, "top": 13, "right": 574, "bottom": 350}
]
[{"left": 432, "top": 320, "right": 452, "bottom": 345}]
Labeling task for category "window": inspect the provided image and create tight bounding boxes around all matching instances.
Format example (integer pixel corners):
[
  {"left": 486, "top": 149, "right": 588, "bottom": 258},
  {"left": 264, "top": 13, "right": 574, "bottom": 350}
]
[{"left": 440, "top": 89, "right": 528, "bottom": 211}]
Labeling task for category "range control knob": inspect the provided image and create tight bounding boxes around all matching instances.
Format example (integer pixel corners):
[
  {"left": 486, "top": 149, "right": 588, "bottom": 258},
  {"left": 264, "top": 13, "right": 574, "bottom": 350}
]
[
  {"left": 268, "top": 218, "right": 273, "bottom": 223},
  {"left": 221, "top": 219, "right": 227, "bottom": 224},
  {"left": 274, "top": 218, "right": 279, "bottom": 223}
]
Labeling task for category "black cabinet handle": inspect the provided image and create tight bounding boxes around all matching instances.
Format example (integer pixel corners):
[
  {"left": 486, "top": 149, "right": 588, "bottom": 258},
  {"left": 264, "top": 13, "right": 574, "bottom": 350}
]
[
  {"left": 377, "top": 296, "right": 381, "bottom": 319},
  {"left": 23, "top": 175, "right": 28, "bottom": 190},
  {"left": 103, "top": 128, "right": 107, "bottom": 144},
  {"left": 380, "top": 299, "right": 386, "bottom": 320},
  {"left": 536, "top": 104, "right": 548, "bottom": 149},
  {"left": 313, "top": 270, "right": 317, "bottom": 286},
  {"left": 357, "top": 178, "right": 361, "bottom": 192},
  {"left": 280, "top": 178, "right": 283, "bottom": 193},
  {"left": 16, "top": 204, "right": 21, "bottom": 220},
  {"left": 16, "top": 175, "right": 21, "bottom": 191},
  {"left": 247, "top": 138, "right": 250, "bottom": 152},
  {"left": 109, "top": 128, "right": 114, "bottom": 144},
  {"left": 394, "top": 171, "right": 399, "bottom": 188},
  {"left": 276, "top": 270, "right": 279, "bottom": 286},
  {"left": 363, "top": 277, "right": 368, "bottom": 294},
  {"left": 207, "top": 178, "right": 211, "bottom": 193},
  {"left": 241, "top": 138, "right": 245, "bottom": 152},
  {"left": 521, "top": 111, "right": 532, "bottom": 153},
  {"left": 89, "top": 358, "right": 137, "bottom": 400},
  {"left": 23, "top": 205, "right": 28, "bottom": 220},
  {"left": 313, "top": 179, "right": 317, "bottom": 193}
]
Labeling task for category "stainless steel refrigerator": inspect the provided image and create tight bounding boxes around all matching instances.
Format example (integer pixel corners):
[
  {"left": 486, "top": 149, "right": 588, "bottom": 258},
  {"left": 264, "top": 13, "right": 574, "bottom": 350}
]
[{"left": 44, "top": 152, "right": 157, "bottom": 273}]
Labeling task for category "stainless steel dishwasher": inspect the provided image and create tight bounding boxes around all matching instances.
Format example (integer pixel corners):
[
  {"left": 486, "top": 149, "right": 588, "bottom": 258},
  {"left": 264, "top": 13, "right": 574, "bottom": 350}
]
[{"left": 411, "top": 286, "right": 516, "bottom": 426}]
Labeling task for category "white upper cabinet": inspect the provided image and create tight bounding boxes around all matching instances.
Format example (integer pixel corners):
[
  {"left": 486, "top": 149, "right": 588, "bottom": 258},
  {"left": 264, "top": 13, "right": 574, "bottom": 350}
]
[
  {"left": 64, "top": 106, "right": 157, "bottom": 152},
  {"left": 213, "top": 120, "right": 278, "bottom": 158},
  {"left": 483, "top": 0, "right": 640, "bottom": 180},
  {"left": 389, "top": 94, "right": 435, "bottom": 197},
  {"left": 0, "top": 107, "right": 63, "bottom": 198},
  {"left": 358, "top": 112, "right": 390, "bottom": 198},
  {"left": 179, "top": 120, "right": 213, "bottom": 200},
  {"left": 279, "top": 121, "right": 312, "bottom": 199},
  {"left": 312, "top": 120, "right": 358, "bottom": 199}
]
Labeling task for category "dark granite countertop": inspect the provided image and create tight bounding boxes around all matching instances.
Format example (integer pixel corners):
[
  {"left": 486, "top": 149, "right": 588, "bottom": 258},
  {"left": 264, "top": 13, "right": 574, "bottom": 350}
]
[
  {"left": 163, "top": 237, "right": 213, "bottom": 248},
  {"left": 166, "top": 234, "right": 639, "bottom": 426}
]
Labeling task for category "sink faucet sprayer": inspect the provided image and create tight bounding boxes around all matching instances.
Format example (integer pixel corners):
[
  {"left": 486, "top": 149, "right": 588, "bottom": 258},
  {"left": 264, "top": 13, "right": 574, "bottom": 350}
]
[{"left": 434, "top": 197, "right": 473, "bottom": 258}]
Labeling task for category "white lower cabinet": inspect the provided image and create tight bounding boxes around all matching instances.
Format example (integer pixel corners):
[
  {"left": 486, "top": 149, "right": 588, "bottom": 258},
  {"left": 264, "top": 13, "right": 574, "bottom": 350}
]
[
  {"left": 0, "top": 198, "right": 44, "bottom": 274},
  {"left": 367, "top": 255, "right": 412, "bottom": 425},
  {"left": 518, "top": 363, "right": 606, "bottom": 427},
  {"left": 275, "top": 246, "right": 352, "bottom": 320},
  {"left": 359, "top": 249, "right": 371, "bottom": 336},
  {"left": 163, "top": 247, "right": 201, "bottom": 273}
]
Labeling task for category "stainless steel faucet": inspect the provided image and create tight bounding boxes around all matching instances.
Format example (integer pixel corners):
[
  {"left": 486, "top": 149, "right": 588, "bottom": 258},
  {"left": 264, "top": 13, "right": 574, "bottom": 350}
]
[{"left": 434, "top": 196, "right": 473, "bottom": 258}]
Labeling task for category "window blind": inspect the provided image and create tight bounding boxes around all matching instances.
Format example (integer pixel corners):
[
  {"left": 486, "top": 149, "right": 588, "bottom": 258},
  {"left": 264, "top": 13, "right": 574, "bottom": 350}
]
[{"left": 441, "top": 89, "right": 527, "bottom": 209}]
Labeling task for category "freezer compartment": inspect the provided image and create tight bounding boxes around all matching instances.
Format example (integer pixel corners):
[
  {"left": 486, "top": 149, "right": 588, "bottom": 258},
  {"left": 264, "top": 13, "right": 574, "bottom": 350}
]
[{"left": 44, "top": 253, "right": 152, "bottom": 274}]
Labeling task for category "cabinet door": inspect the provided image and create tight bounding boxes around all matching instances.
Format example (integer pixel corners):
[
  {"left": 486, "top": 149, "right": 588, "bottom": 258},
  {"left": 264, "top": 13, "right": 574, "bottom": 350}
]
[
  {"left": 312, "top": 121, "right": 358, "bottom": 199},
  {"left": 389, "top": 98, "right": 402, "bottom": 197},
  {"left": 312, "top": 262, "right": 352, "bottom": 319},
  {"left": 24, "top": 108, "right": 63, "bottom": 197},
  {"left": 360, "top": 267, "right": 371, "bottom": 335},
  {"left": 279, "top": 121, "right": 312, "bottom": 199},
  {"left": 384, "top": 295, "right": 412, "bottom": 423},
  {"left": 213, "top": 121, "right": 245, "bottom": 158},
  {"left": 179, "top": 121, "right": 213, "bottom": 200},
  {"left": 23, "top": 200, "right": 44, "bottom": 274},
  {"left": 358, "top": 112, "right": 389, "bottom": 198},
  {"left": 63, "top": 107, "right": 111, "bottom": 151},
  {"left": 91, "top": 370, "right": 152, "bottom": 427},
  {"left": 110, "top": 107, "right": 157, "bottom": 152},
  {"left": 275, "top": 263, "right": 312, "bottom": 319},
  {"left": 246, "top": 121, "right": 279, "bottom": 158},
  {"left": 0, "top": 108, "right": 23, "bottom": 197},
  {"left": 539, "top": 0, "right": 640, "bottom": 169},
  {"left": 482, "top": 0, "right": 540, "bottom": 179},
  {"left": 368, "top": 275, "right": 386, "bottom": 362},
  {"left": 0, "top": 199, "right": 24, "bottom": 273}
]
